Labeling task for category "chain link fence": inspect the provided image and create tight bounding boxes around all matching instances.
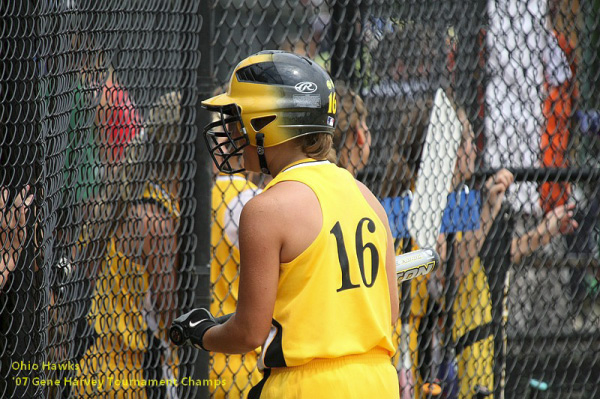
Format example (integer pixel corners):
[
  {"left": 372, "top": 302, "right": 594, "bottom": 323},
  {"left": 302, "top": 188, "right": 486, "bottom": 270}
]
[
  {"left": 1, "top": 0, "right": 204, "bottom": 398},
  {"left": 2, "top": 0, "right": 600, "bottom": 398}
]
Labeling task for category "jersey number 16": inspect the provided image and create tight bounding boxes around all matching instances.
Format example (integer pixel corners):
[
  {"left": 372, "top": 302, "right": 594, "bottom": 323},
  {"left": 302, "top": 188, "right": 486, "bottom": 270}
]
[{"left": 330, "top": 218, "right": 379, "bottom": 292}]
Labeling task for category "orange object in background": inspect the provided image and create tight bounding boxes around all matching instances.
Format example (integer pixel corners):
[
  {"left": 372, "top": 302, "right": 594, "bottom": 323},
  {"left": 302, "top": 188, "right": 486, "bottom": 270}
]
[{"left": 540, "top": 31, "right": 578, "bottom": 214}]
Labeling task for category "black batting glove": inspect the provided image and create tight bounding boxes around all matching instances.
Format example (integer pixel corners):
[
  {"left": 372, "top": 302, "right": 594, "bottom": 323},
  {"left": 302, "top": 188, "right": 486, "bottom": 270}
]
[{"left": 170, "top": 308, "right": 219, "bottom": 350}]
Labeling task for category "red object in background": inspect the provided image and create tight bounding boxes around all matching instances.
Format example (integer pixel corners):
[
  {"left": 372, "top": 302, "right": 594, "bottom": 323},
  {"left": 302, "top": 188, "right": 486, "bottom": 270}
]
[
  {"left": 99, "top": 81, "right": 141, "bottom": 163},
  {"left": 540, "top": 31, "right": 578, "bottom": 214}
]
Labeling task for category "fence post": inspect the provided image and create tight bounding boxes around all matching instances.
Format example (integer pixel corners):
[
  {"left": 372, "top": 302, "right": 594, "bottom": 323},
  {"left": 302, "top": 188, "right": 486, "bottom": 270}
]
[{"left": 191, "top": 1, "right": 214, "bottom": 398}]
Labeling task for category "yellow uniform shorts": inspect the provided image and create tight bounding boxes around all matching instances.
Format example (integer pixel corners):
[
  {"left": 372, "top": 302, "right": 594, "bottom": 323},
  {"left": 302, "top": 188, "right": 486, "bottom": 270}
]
[{"left": 251, "top": 349, "right": 399, "bottom": 399}]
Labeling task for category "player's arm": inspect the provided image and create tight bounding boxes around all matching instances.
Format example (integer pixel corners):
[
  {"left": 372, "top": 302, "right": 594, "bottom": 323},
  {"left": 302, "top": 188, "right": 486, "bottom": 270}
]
[
  {"left": 202, "top": 194, "right": 281, "bottom": 353},
  {"left": 356, "top": 181, "right": 399, "bottom": 326},
  {"left": 383, "top": 213, "right": 400, "bottom": 326}
]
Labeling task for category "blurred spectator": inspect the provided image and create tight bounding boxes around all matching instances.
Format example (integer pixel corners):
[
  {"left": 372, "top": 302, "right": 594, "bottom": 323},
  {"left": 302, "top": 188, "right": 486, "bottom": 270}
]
[
  {"left": 483, "top": 0, "right": 571, "bottom": 217},
  {"left": 210, "top": 173, "right": 262, "bottom": 398},
  {"left": 449, "top": 106, "right": 578, "bottom": 399},
  {"left": 95, "top": 66, "right": 143, "bottom": 178},
  {"left": 369, "top": 22, "right": 448, "bottom": 100},
  {"left": 207, "top": 84, "right": 263, "bottom": 398},
  {"left": 331, "top": 81, "right": 415, "bottom": 395},
  {"left": 380, "top": 95, "right": 578, "bottom": 398},
  {"left": 280, "top": 10, "right": 331, "bottom": 69},
  {"left": 0, "top": 159, "right": 39, "bottom": 399},
  {"left": 575, "top": 110, "right": 600, "bottom": 136},
  {"left": 49, "top": 64, "right": 144, "bottom": 387},
  {"left": 72, "top": 91, "right": 182, "bottom": 398},
  {"left": 539, "top": 1, "right": 579, "bottom": 214}
]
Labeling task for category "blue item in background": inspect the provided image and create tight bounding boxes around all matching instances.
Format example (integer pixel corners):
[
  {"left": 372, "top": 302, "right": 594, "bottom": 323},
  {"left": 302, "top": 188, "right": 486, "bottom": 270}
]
[
  {"left": 382, "top": 188, "right": 481, "bottom": 239},
  {"left": 438, "top": 357, "right": 459, "bottom": 399},
  {"left": 575, "top": 110, "right": 600, "bottom": 136}
]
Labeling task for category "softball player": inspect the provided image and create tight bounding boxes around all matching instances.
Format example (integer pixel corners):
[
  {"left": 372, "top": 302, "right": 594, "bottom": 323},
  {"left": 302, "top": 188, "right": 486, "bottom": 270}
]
[{"left": 172, "top": 50, "right": 400, "bottom": 398}]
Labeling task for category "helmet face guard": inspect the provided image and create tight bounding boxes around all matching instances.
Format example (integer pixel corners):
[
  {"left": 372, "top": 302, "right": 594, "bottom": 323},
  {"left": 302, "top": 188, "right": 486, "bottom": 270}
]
[{"left": 203, "top": 104, "right": 249, "bottom": 174}]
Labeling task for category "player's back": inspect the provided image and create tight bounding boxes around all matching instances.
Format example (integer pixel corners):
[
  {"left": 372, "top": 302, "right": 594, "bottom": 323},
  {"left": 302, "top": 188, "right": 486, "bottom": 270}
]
[{"left": 258, "top": 159, "right": 395, "bottom": 368}]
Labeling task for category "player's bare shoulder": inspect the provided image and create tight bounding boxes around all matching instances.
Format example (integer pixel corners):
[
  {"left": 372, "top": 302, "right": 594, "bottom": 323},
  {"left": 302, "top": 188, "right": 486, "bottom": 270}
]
[
  {"left": 241, "top": 180, "right": 322, "bottom": 263},
  {"left": 237, "top": 190, "right": 284, "bottom": 253},
  {"left": 238, "top": 189, "right": 279, "bottom": 229},
  {"left": 240, "top": 181, "right": 319, "bottom": 232}
]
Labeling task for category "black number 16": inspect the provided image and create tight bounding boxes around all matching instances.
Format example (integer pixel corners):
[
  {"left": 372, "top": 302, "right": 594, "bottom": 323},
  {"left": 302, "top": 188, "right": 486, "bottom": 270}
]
[{"left": 330, "top": 218, "right": 380, "bottom": 292}]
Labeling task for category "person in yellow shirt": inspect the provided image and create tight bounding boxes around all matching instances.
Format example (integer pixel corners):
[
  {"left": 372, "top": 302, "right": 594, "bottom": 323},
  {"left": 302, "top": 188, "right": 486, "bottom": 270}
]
[
  {"left": 208, "top": 79, "right": 371, "bottom": 398},
  {"left": 384, "top": 99, "right": 577, "bottom": 399},
  {"left": 206, "top": 83, "right": 264, "bottom": 398},
  {"left": 445, "top": 107, "right": 577, "bottom": 399},
  {"left": 171, "top": 50, "right": 399, "bottom": 399}
]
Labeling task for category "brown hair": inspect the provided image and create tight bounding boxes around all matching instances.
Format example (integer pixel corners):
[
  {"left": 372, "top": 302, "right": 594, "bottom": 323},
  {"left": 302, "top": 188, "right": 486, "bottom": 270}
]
[
  {"left": 298, "top": 81, "right": 366, "bottom": 163},
  {"left": 300, "top": 133, "right": 334, "bottom": 160}
]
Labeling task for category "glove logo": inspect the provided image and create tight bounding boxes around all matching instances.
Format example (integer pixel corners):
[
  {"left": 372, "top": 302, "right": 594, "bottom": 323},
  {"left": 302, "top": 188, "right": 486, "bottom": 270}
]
[
  {"left": 295, "top": 82, "right": 317, "bottom": 94},
  {"left": 189, "top": 319, "right": 206, "bottom": 327}
]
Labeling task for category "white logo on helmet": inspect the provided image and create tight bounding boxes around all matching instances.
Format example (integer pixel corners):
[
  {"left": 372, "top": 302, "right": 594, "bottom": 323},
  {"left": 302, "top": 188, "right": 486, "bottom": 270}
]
[{"left": 295, "top": 82, "right": 318, "bottom": 94}]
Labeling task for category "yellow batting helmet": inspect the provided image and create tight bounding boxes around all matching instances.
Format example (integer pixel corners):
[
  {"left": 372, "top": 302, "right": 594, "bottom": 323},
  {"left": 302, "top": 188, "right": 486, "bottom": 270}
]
[{"left": 202, "top": 50, "right": 336, "bottom": 174}]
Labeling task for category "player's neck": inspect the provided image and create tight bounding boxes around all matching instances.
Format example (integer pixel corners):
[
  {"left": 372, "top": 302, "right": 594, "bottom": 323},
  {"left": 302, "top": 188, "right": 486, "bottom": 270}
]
[{"left": 264, "top": 142, "right": 311, "bottom": 178}]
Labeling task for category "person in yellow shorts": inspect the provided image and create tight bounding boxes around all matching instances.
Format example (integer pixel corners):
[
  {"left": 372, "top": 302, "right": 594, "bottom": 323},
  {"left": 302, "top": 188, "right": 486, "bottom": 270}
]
[
  {"left": 208, "top": 78, "right": 372, "bottom": 398},
  {"left": 171, "top": 50, "right": 399, "bottom": 399}
]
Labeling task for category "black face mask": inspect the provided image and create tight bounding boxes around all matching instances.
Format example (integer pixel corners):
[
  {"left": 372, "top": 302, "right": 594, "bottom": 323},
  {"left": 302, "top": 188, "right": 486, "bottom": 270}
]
[{"left": 203, "top": 105, "right": 249, "bottom": 174}]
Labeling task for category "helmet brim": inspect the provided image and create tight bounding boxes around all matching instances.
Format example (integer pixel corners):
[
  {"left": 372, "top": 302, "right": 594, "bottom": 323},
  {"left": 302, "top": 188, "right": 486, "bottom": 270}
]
[{"left": 201, "top": 93, "right": 236, "bottom": 110}]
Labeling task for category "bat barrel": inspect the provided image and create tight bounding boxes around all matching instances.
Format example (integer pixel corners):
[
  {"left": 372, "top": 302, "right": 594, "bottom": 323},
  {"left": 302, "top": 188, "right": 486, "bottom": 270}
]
[{"left": 396, "top": 248, "right": 441, "bottom": 282}]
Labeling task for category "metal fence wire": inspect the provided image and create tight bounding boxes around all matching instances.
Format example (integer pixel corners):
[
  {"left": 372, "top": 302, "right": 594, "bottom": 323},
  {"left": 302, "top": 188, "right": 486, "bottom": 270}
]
[
  {"left": 2, "top": 0, "right": 600, "bottom": 399},
  {"left": 1, "top": 1, "right": 202, "bottom": 398}
]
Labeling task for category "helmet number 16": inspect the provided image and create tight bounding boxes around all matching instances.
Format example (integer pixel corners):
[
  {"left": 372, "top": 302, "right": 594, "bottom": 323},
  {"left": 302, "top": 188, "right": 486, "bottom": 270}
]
[
  {"left": 328, "top": 92, "right": 337, "bottom": 114},
  {"left": 330, "top": 218, "right": 379, "bottom": 292}
]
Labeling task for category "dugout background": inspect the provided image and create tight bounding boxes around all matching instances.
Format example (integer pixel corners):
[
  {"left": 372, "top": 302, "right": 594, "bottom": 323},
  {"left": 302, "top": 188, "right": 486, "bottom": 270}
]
[{"left": 1, "top": 0, "right": 600, "bottom": 398}]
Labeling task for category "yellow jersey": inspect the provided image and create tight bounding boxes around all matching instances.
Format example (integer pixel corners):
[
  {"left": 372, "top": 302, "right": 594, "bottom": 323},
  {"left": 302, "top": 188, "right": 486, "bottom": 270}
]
[{"left": 259, "top": 159, "right": 395, "bottom": 368}]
